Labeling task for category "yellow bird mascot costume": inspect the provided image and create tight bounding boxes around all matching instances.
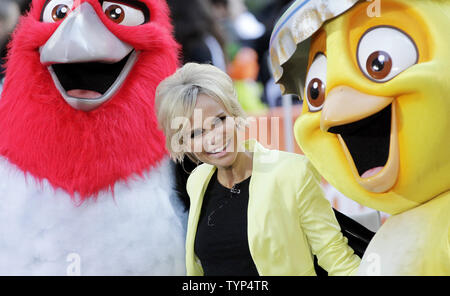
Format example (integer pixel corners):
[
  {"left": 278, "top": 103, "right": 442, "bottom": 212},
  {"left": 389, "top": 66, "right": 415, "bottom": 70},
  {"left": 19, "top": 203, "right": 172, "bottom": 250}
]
[{"left": 270, "top": 0, "right": 450, "bottom": 275}]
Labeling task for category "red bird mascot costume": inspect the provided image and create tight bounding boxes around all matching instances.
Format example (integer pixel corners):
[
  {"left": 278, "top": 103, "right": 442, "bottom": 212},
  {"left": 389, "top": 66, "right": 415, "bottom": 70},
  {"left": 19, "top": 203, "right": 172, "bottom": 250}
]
[{"left": 0, "top": 0, "right": 186, "bottom": 275}]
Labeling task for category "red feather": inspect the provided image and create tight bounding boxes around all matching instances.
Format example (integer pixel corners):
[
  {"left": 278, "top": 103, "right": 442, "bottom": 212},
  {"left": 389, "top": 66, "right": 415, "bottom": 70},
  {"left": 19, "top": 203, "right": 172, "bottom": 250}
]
[{"left": 0, "top": 0, "right": 180, "bottom": 200}]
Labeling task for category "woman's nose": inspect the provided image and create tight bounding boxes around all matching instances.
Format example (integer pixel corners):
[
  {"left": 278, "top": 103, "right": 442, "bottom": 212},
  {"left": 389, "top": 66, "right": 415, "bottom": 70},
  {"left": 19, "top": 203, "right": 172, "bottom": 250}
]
[
  {"left": 206, "top": 130, "right": 217, "bottom": 146},
  {"left": 207, "top": 134, "right": 215, "bottom": 146},
  {"left": 204, "top": 129, "right": 222, "bottom": 149}
]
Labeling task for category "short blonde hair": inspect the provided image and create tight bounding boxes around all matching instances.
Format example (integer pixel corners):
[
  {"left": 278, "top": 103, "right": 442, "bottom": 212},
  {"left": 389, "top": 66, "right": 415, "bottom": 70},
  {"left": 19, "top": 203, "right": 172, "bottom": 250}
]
[{"left": 155, "top": 63, "right": 246, "bottom": 163}]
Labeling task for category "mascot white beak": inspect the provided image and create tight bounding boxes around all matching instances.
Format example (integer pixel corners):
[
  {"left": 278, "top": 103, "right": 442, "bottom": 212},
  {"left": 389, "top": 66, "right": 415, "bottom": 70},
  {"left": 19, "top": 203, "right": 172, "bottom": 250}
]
[{"left": 40, "top": 2, "right": 139, "bottom": 112}]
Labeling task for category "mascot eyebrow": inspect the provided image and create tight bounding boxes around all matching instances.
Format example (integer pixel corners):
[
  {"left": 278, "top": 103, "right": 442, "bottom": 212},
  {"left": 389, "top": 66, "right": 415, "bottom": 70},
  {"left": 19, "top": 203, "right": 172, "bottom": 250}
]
[{"left": 40, "top": 0, "right": 151, "bottom": 23}]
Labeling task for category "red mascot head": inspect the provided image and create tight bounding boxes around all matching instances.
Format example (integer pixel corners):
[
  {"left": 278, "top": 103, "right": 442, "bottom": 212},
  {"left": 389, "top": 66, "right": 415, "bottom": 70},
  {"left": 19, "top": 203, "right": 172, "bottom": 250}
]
[{"left": 0, "top": 0, "right": 179, "bottom": 200}]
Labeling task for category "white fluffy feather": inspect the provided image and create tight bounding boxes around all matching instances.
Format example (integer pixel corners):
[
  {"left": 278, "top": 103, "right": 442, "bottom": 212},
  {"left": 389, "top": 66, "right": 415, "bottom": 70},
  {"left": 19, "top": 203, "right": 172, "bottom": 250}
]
[{"left": 0, "top": 156, "right": 187, "bottom": 275}]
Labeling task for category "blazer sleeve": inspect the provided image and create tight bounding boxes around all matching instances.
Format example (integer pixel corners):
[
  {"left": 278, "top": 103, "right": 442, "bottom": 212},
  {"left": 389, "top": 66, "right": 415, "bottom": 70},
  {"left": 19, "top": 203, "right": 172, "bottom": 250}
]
[{"left": 296, "top": 161, "right": 361, "bottom": 276}]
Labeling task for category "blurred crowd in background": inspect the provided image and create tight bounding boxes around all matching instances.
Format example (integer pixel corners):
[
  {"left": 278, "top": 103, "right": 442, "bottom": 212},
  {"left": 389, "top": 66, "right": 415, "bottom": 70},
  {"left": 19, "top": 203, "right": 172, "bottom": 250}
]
[
  {"left": 167, "top": 0, "right": 298, "bottom": 113},
  {"left": 0, "top": 0, "right": 27, "bottom": 91},
  {"left": 0, "top": 0, "right": 297, "bottom": 110}
]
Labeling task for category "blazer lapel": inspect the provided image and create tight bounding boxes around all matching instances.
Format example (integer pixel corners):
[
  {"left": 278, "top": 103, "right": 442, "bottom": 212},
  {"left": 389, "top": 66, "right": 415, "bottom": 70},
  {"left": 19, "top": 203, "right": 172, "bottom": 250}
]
[{"left": 186, "top": 164, "right": 216, "bottom": 275}]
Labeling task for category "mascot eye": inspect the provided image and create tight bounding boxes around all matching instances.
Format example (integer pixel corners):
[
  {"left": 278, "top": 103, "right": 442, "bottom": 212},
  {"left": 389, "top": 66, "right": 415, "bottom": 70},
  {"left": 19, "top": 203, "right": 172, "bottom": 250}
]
[
  {"left": 357, "top": 26, "right": 418, "bottom": 82},
  {"left": 41, "top": 0, "right": 74, "bottom": 23},
  {"left": 305, "top": 54, "right": 327, "bottom": 112},
  {"left": 366, "top": 51, "right": 393, "bottom": 80},
  {"left": 102, "top": 1, "right": 147, "bottom": 26}
]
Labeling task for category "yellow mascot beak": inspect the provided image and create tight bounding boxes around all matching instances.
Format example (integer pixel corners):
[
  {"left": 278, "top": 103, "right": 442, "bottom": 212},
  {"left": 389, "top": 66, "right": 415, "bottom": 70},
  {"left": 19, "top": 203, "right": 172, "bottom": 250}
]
[{"left": 320, "top": 86, "right": 398, "bottom": 193}]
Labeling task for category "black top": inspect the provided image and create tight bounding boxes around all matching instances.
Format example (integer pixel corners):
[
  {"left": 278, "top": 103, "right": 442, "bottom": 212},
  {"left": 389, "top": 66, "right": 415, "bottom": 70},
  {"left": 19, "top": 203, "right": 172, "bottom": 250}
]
[{"left": 194, "top": 171, "right": 259, "bottom": 276}]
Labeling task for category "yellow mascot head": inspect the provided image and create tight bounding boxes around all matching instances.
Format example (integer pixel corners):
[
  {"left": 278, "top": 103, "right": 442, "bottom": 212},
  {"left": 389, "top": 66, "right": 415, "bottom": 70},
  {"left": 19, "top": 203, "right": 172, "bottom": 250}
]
[{"left": 270, "top": 0, "right": 450, "bottom": 214}]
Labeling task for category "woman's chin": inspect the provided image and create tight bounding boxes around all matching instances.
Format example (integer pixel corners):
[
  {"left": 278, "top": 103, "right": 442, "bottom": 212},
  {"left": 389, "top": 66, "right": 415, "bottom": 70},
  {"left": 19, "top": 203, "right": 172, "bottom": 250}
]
[{"left": 205, "top": 151, "right": 235, "bottom": 167}]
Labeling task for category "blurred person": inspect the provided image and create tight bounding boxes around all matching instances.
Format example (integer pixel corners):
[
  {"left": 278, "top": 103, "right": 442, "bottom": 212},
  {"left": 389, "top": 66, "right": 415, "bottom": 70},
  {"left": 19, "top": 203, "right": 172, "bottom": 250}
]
[
  {"left": 209, "top": 0, "right": 264, "bottom": 59},
  {"left": 14, "top": 0, "right": 33, "bottom": 13},
  {"left": 211, "top": 0, "right": 293, "bottom": 108},
  {"left": 208, "top": 0, "right": 268, "bottom": 114},
  {"left": 230, "top": 0, "right": 265, "bottom": 42},
  {"left": 0, "top": 0, "right": 20, "bottom": 91},
  {"left": 252, "top": 0, "right": 295, "bottom": 107},
  {"left": 210, "top": 0, "right": 228, "bottom": 20},
  {"left": 168, "top": 0, "right": 226, "bottom": 71},
  {"left": 155, "top": 63, "right": 363, "bottom": 276},
  {"left": 227, "top": 46, "right": 267, "bottom": 114}
]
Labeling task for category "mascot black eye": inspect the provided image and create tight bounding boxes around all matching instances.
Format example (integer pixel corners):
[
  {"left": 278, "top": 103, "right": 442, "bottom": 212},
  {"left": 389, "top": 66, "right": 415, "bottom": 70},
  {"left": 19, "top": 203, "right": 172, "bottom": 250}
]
[
  {"left": 357, "top": 26, "right": 418, "bottom": 83},
  {"left": 366, "top": 51, "right": 393, "bottom": 80},
  {"left": 52, "top": 4, "right": 70, "bottom": 21},
  {"left": 105, "top": 5, "right": 125, "bottom": 23},
  {"left": 307, "top": 78, "right": 326, "bottom": 108},
  {"left": 41, "top": 0, "right": 74, "bottom": 23},
  {"left": 102, "top": 1, "right": 148, "bottom": 26},
  {"left": 305, "top": 53, "right": 327, "bottom": 112}
]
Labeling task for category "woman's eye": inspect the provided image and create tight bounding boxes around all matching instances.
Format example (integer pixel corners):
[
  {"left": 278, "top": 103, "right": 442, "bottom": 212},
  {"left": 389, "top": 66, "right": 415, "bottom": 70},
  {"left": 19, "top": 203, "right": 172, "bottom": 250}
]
[
  {"left": 305, "top": 53, "right": 327, "bottom": 112},
  {"left": 212, "top": 116, "right": 226, "bottom": 128},
  {"left": 191, "top": 130, "right": 203, "bottom": 139},
  {"left": 357, "top": 26, "right": 418, "bottom": 82},
  {"left": 41, "top": 0, "right": 74, "bottom": 23},
  {"left": 102, "top": 1, "right": 146, "bottom": 26}
]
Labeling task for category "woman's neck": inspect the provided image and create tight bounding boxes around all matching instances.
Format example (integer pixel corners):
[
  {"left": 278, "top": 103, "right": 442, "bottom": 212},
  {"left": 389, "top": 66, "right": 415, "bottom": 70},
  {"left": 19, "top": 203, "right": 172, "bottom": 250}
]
[{"left": 217, "top": 151, "right": 253, "bottom": 189}]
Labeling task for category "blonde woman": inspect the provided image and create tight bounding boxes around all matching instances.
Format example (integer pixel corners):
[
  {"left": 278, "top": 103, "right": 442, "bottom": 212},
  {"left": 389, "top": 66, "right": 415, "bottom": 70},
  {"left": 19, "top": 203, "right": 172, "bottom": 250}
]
[{"left": 155, "top": 63, "right": 362, "bottom": 276}]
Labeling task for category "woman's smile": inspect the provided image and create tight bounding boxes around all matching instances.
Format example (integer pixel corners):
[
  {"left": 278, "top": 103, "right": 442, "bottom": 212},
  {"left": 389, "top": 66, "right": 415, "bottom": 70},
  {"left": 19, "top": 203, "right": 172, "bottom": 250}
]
[{"left": 206, "top": 139, "right": 232, "bottom": 158}]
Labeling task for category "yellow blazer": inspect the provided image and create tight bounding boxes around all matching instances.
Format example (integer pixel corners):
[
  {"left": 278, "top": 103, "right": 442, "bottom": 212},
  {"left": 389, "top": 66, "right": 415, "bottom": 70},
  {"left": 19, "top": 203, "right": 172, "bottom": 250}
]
[{"left": 186, "top": 140, "right": 361, "bottom": 276}]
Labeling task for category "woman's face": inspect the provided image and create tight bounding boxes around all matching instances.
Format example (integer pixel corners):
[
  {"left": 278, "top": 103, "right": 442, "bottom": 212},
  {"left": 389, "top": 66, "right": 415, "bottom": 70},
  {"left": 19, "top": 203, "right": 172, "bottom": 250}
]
[{"left": 188, "top": 94, "right": 241, "bottom": 168}]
